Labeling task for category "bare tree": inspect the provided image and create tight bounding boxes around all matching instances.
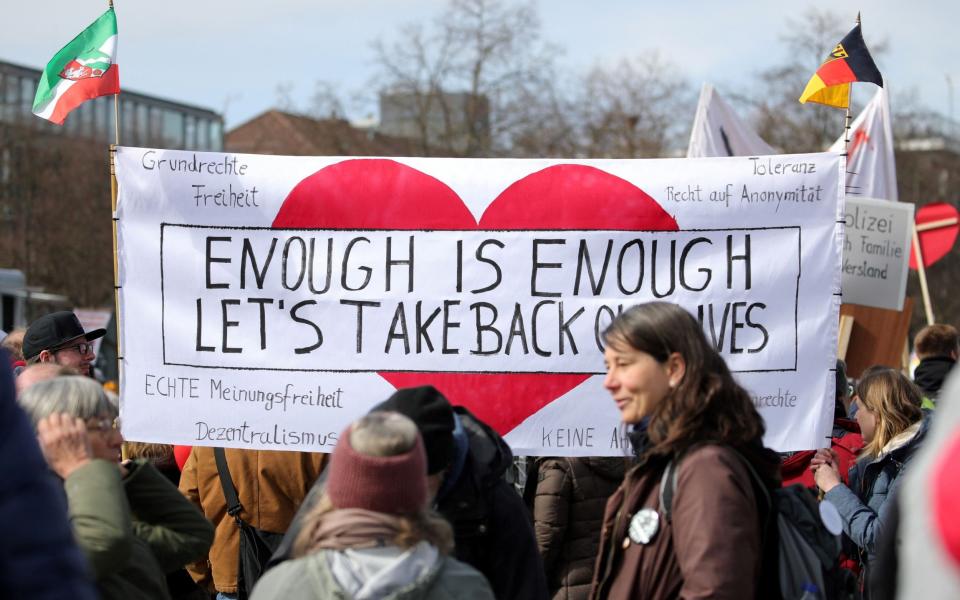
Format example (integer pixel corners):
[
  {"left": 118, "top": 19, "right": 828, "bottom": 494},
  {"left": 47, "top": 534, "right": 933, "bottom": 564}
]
[
  {"left": 307, "top": 81, "right": 346, "bottom": 120},
  {"left": 505, "top": 71, "right": 578, "bottom": 157},
  {"left": 575, "top": 53, "right": 692, "bottom": 158},
  {"left": 372, "top": 0, "right": 566, "bottom": 157},
  {"left": 0, "top": 119, "right": 114, "bottom": 308},
  {"left": 274, "top": 82, "right": 296, "bottom": 112}
]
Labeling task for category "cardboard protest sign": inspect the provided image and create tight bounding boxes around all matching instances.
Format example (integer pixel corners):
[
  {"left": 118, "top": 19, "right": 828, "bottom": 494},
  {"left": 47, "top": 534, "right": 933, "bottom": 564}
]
[
  {"left": 116, "top": 149, "right": 843, "bottom": 454},
  {"left": 841, "top": 197, "right": 914, "bottom": 310}
]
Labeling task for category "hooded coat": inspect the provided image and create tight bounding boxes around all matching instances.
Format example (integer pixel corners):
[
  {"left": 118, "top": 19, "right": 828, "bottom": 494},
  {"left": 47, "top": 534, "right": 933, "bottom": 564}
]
[
  {"left": 532, "top": 457, "right": 626, "bottom": 600},
  {"left": 426, "top": 406, "right": 548, "bottom": 600},
  {"left": 824, "top": 414, "right": 930, "bottom": 568},
  {"left": 251, "top": 542, "right": 493, "bottom": 600},
  {"left": 269, "top": 407, "right": 548, "bottom": 600}
]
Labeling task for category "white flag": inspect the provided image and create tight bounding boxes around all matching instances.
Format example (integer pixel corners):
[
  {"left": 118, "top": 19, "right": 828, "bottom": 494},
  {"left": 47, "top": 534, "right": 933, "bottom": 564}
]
[
  {"left": 829, "top": 87, "right": 898, "bottom": 201},
  {"left": 687, "top": 83, "right": 775, "bottom": 158}
]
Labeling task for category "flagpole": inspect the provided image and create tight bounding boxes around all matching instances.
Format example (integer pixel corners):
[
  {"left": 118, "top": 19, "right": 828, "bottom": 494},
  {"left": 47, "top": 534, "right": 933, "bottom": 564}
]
[
  {"left": 844, "top": 12, "right": 861, "bottom": 156},
  {"left": 107, "top": 0, "right": 124, "bottom": 449}
]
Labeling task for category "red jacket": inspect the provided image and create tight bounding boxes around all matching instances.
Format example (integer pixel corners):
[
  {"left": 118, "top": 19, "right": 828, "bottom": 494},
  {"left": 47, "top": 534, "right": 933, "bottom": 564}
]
[{"left": 781, "top": 419, "right": 863, "bottom": 488}]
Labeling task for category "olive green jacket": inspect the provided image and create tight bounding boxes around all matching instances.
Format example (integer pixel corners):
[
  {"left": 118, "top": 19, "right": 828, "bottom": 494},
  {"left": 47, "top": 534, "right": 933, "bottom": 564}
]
[{"left": 65, "top": 459, "right": 214, "bottom": 599}]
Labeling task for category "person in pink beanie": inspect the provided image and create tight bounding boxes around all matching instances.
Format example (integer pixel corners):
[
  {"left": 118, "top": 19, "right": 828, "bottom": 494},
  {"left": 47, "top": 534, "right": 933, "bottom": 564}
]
[{"left": 251, "top": 411, "right": 494, "bottom": 600}]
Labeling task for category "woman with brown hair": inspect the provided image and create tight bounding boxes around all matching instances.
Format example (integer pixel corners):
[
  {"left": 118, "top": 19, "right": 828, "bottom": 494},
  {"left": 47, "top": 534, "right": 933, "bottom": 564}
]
[
  {"left": 251, "top": 411, "right": 493, "bottom": 600},
  {"left": 812, "top": 368, "right": 928, "bottom": 583},
  {"left": 590, "top": 301, "right": 780, "bottom": 600}
]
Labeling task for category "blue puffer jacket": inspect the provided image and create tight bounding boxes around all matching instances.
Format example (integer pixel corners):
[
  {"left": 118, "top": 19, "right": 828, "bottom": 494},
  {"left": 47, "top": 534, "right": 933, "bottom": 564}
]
[
  {"left": 0, "top": 351, "right": 98, "bottom": 599},
  {"left": 824, "top": 413, "right": 930, "bottom": 566}
]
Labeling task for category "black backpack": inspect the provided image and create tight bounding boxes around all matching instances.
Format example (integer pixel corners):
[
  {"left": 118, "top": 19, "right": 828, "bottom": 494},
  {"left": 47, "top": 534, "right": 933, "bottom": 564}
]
[
  {"left": 213, "top": 448, "right": 284, "bottom": 600},
  {"left": 660, "top": 449, "right": 853, "bottom": 600}
]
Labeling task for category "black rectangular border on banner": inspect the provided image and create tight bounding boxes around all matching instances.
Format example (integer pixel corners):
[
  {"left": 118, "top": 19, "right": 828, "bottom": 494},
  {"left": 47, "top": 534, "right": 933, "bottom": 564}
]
[{"left": 159, "top": 223, "right": 802, "bottom": 374}]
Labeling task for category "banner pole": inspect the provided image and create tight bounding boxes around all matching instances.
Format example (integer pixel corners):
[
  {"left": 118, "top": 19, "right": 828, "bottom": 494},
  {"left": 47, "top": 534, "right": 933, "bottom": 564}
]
[
  {"left": 843, "top": 107, "right": 852, "bottom": 151},
  {"left": 109, "top": 144, "right": 124, "bottom": 463},
  {"left": 107, "top": 0, "right": 125, "bottom": 459},
  {"left": 911, "top": 223, "right": 936, "bottom": 325},
  {"left": 109, "top": 148, "right": 122, "bottom": 380}
]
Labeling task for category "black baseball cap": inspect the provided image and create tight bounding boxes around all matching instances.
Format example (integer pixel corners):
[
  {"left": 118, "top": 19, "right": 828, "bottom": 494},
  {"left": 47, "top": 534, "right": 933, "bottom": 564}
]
[{"left": 22, "top": 311, "right": 106, "bottom": 361}]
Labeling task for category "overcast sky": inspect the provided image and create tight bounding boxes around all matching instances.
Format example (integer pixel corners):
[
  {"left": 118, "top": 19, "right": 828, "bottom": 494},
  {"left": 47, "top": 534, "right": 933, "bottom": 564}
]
[{"left": 5, "top": 1, "right": 958, "bottom": 130}]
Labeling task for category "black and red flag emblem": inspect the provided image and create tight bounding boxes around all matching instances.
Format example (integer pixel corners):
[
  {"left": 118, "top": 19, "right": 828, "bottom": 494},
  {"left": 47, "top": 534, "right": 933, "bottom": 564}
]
[{"left": 799, "top": 24, "right": 882, "bottom": 109}]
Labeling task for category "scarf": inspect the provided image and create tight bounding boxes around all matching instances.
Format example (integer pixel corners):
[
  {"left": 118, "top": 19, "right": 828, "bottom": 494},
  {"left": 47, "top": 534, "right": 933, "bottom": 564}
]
[{"left": 308, "top": 508, "right": 405, "bottom": 552}]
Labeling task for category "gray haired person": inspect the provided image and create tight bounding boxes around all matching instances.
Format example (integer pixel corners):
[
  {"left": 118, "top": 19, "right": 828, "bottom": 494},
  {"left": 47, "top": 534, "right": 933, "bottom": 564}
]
[{"left": 20, "top": 376, "right": 214, "bottom": 600}]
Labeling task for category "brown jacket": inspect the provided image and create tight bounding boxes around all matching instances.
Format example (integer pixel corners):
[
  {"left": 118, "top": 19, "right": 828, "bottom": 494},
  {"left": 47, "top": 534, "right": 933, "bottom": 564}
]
[
  {"left": 178, "top": 448, "right": 326, "bottom": 594},
  {"left": 590, "top": 445, "right": 762, "bottom": 600},
  {"left": 534, "top": 457, "right": 626, "bottom": 600}
]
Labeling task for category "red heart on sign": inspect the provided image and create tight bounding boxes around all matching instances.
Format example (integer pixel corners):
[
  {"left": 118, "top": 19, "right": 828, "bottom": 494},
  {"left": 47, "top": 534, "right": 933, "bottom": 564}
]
[
  {"left": 273, "top": 159, "right": 678, "bottom": 434},
  {"left": 910, "top": 202, "right": 959, "bottom": 270}
]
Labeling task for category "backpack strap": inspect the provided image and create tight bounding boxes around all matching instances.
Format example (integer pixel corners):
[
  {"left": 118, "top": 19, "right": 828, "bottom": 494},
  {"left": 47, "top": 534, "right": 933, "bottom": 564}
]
[
  {"left": 658, "top": 460, "right": 679, "bottom": 523},
  {"left": 728, "top": 451, "right": 773, "bottom": 515},
  {"left": 213, "top": 447, "right": 244, "bottom": 520},
  {"left": 658, "top": 447, "right": 772, "bottom": 524}
]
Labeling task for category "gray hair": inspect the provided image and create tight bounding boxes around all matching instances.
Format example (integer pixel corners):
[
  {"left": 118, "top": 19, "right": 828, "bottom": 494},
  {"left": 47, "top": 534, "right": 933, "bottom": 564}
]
[
  {"left": 18, "top": 376, "right": 116, "bottom": 430},
  {"left": 349, "top": 411, "right": 419, "bottom": 457}
]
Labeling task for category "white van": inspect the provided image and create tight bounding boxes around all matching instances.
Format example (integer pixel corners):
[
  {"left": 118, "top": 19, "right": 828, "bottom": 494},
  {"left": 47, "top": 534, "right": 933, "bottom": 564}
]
[
  {"left": 0, "top": 268, "right": 26, "bottom": 334},
  {"left": 0, "top": 268, "right": 71, "bottom": 335}
]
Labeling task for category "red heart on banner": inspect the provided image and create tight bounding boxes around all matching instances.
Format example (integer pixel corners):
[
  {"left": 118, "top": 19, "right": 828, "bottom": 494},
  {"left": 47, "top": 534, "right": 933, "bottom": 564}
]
[
  {"left": 273, "top": 159, "right": 678, "bottom": 434},
  {"left": 910, "top": 202, "right": 960, "bottom": 270}
]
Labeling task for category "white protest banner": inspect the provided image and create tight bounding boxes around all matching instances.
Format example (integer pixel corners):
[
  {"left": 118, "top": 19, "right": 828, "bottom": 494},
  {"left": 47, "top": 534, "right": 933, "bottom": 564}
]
[
  {"left": 829, "top": 87, "right": 898, "bottom": 202},
  {"left": 687, "top": 83, "right": 775, "bottom": 158},
  {"left": 842, "top": 196, "right": 914, "bottom": 310},
  {"left": 116, "top": 149, "right": 843, "bottom": 454}
]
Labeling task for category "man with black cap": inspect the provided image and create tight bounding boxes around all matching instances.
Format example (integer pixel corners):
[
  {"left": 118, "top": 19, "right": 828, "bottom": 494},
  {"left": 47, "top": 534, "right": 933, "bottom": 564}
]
[
  {"left": 22, "top": 311, "right": 105, "bottom": 378},
  {"left": 270, "top": 385, "right": 549, "bottom": 600}
]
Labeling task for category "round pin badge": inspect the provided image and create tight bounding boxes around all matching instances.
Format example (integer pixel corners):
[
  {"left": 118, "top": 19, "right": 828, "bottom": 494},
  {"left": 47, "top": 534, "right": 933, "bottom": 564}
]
[{"left": 628, "top": 508, "right": 660, "bottom": 545}]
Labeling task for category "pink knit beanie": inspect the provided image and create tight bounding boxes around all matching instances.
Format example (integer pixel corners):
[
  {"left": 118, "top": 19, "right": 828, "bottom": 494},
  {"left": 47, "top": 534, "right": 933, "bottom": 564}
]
[{"left": 326, "top": 422, "right": 428, "bottom": 515}]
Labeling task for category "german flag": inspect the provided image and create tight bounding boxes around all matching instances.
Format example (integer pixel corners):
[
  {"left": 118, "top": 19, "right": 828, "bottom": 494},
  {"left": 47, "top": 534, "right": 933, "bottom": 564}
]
[{"left": 799, "top": 24, "right": 883, "bottom": 109}]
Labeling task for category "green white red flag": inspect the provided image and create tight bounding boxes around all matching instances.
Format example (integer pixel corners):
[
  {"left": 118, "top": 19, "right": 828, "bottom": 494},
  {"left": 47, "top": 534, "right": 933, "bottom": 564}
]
[{"left": 32, "top": 8, "right": 119, "bottom": 125}]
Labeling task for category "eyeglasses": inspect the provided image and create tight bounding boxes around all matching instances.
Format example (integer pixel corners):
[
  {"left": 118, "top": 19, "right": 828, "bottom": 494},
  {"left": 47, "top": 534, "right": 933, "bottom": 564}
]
[
  {"left": 86, "top": 417, "right": 120, "bottom": 433},
  {"left": 54, "top": 342, "right": 93, "bottom": 356}
]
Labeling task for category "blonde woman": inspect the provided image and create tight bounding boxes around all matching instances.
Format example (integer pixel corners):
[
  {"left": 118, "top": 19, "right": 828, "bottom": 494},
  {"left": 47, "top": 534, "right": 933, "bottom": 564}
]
[
  {"left": 813, "top": 368, "right": 929, "bottom": 581},
  {"left": 251, "top": 411, "right": 493, "bottom": 600}
]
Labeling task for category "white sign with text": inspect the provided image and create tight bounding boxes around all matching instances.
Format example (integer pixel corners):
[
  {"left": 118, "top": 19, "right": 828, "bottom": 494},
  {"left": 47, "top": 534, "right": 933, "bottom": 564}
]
[
  {"left": 841, "top": 196, "right": 914, "bottom": 311},
  {"left": 116, "top": 149, "right": 844, "bottom": 453}
]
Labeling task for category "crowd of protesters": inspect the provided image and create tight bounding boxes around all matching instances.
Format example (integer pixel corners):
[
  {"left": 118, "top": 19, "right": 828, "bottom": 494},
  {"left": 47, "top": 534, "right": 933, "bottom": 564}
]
[{"left": 3, "top": 305, "right": 959, "bottom": 599}]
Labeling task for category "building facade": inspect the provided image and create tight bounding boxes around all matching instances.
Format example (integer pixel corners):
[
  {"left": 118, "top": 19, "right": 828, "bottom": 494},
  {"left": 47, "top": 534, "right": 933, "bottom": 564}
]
[
  {"left": 0, "top": 58, "right": 225, "bottom": 314},
  {"left": 378, "top": 90, "right": 490, "bottom": 156},
  {"left": 1, "top": 59, "right": 223, "bottom": 150}
]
